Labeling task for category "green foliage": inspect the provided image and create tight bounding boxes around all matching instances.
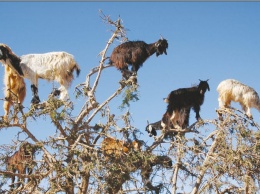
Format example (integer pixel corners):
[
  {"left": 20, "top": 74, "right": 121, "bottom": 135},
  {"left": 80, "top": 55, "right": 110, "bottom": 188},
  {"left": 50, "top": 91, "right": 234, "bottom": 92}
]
[{"left": 119, "top": 85, "right": 139, "bottom": 109}]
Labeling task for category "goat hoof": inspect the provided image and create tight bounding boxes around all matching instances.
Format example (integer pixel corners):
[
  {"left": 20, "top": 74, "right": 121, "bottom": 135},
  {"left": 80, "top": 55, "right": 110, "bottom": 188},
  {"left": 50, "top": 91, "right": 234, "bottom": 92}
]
[
  {"left": 51, "top": 89, "right": 61, "bottom": 96},
  {"left": 31, "top": 97, "right": 40, "bottom": 104},
  {"left": 197, "top": 117, "right": 203, "bottom": 122}
]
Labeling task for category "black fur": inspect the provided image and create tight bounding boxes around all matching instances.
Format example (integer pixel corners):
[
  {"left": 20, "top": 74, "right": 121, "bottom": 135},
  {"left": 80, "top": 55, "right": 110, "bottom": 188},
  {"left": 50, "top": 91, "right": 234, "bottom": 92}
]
[
  {"left": 166, "top": 80, "right": 210, "bottom": 121},
  {"left": 31, "top": 84, "right": 40, "bottom": 104},
  {"left": 145, "top": 120, "right": 161, "bottom": 137},
  {"left": 110, "top": 38, "right": 168, "bottom": 79},
  {"left": 0, "top": 45, "right": 24, "bottom": 76}
]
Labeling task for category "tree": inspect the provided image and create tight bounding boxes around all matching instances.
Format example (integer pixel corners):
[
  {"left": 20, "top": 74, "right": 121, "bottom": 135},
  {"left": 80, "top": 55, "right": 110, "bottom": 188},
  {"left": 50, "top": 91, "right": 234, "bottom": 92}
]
[{"left": 1, "top": 11, "right": 260, "bottom": 194}]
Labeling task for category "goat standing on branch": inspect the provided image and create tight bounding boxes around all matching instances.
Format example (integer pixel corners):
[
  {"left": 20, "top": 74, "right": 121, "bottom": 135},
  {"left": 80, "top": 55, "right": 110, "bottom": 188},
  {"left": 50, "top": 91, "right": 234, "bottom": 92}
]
[
  {"left": 6, "top": 142, "right": 37, "bottom": 189},
  {"left": 164, "top": 80, "right": 210, "bottom": 128},
  {"left": 146, "top": 108, "right": 190, "bottom": 137},
  {"left": 146, "top": 120, "right": 162, "bottom": 137},
  {"left": 3, "top": 65, "right": 26, "bottom": 122},
  {"left": 217, "top": 79, "right": 260, "bottom": 118},
  {"left": 101, "top": 137, "right": 142, "bottom": 160},
  {"left": 0, "top": 44, "right": 80, "bottom": 104},
  {"left": 161, "top": 108, "right": 191, "bottom": 130},
  {"left": 109, "top": 37, "right": 168, "bottom": 79}
]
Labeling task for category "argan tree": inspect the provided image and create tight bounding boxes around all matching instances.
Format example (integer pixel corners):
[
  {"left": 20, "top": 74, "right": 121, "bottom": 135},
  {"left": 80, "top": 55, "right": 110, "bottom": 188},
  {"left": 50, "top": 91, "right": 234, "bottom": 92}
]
[{"left": 0, "top": 12, "right": 260, "bottom": 194}]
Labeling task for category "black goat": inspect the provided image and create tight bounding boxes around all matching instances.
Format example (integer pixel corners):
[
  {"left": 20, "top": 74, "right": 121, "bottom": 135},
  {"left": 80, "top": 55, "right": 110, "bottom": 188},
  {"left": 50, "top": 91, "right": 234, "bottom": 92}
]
[
  {"left": 164, "top": 80, "right": 210, "bottom": 128},
  {"left": 109, "top": 37, "right": 168, "bottom": 79}
]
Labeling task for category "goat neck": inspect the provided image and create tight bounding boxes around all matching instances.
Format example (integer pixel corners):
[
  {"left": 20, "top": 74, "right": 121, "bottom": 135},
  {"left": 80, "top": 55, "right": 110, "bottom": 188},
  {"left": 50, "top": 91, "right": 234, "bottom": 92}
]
[{"left": 146, "top": 42, "right": 158, "bottom": 57}]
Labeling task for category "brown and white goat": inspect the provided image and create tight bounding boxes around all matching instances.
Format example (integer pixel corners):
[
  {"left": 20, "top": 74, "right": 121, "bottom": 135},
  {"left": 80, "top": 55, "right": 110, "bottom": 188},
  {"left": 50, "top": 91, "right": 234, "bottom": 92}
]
[
  {"left": 6, "top": 142, "right": 36, "bottom": 189},
  {"left": 161, "top": 108, "right": 190, "bottom": 130},
  {"left": 109, "top": 37, "right": 168, "bottom": 79},
  {"left": 101, "top": 137, "right": 142, "bottom": 159},
  {"left": 3, "top": 65, "right": 26, "bottom": 122},
  {"left": 0, "top": 43, "right": 80, "bottom": 104}
]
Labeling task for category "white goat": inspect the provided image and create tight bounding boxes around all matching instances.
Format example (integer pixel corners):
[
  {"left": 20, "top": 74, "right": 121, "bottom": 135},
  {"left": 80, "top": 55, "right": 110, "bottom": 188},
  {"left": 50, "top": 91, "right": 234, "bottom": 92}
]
[
  {"left": 217, "top": 79, "right": 260, "bottom": 118},
  {"left": 0, "top": 44, "right": 80, "bottom": 103}
]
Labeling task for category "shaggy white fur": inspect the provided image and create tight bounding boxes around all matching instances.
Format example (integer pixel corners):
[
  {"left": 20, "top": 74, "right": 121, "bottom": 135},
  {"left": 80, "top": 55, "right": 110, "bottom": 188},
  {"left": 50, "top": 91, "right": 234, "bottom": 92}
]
[
  {"left": 0, "top": 44, "right": 80, "bottom": 104},
  {"left": 217, "top": 79, "right": 260, "bottom": 118},
  {"left": 20, "top": 52, "right": 80, "bottom": 101}
]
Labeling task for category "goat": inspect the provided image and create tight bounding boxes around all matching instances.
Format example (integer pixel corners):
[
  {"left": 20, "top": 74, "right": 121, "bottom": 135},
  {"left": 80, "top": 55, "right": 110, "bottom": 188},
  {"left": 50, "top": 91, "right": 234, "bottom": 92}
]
[
  {"left": 146, "top": 120, "right": 162, "bottom": 137},
  {"left": 6, "top": 142, "right": 36, "bottom": 189},
  {"left": 146, "top": 108, "right": 190, "bottom": 137},
  {"left": 101, "top": 137, "right": 142, "bottom": 159},
  {"left": 217, "top": 79, "right": 260, "bottom": 118},
  {"left": 164, "top": 80, "right": 210, "bottom": 128},
  {"left": 0, "top": 44, "right": 80, "bottom": 104},
  {"left": 109, "top": 37, "right": 168, "bottom": 79},
  {"left": 3, "top": 65, "right": 26, "bottom": 122},
  {"left": 161, "top": 108, "right": 190, "bottom": 130}
]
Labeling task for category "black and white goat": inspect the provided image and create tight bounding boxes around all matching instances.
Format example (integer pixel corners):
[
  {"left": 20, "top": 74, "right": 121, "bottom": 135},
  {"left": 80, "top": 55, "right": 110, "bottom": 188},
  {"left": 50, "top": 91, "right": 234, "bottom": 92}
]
[
  {"left": 217, "top": 79, "right": 260, "bottom": 118},
  {"left": 164, "top": 80, "right": 210, "bottom": 128},
  {"left": 146, "top": 120, "right": 162, "bottom": 137},
  {"left": 0, "top": 44, "right": 80, "bottom": 104},
  {"left": 109, "top": 37, "right": 168, "bottom": 79}
]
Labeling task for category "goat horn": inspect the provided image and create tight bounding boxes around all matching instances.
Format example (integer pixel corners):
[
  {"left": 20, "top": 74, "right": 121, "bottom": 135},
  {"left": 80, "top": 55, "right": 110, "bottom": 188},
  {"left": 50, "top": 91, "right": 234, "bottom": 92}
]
[
  {"left": 160, "top": 34, "right": 164, "bottom": 39},
  {"left": 147, "top": 120, "right": 150, "bottom": 125}
]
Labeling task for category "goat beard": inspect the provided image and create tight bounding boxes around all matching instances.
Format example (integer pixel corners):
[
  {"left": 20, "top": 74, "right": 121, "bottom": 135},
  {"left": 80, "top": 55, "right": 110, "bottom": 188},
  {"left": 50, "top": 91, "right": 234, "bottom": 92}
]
[{"left": 156, "top": 50, "right": 167, "bottom": 57}]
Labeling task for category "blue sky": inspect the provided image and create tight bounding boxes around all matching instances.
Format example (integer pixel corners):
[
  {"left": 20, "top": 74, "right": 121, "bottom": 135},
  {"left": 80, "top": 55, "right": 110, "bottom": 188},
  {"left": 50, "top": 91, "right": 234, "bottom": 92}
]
[{"left": 1, "top": 2, "right": 260, "bottom": 147}]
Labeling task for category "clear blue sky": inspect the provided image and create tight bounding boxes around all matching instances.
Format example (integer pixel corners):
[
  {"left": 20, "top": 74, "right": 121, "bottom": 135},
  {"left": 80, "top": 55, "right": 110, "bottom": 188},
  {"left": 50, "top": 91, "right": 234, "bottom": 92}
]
[{"left": 1, "top": 2, "right": 260, "bottom": 147}]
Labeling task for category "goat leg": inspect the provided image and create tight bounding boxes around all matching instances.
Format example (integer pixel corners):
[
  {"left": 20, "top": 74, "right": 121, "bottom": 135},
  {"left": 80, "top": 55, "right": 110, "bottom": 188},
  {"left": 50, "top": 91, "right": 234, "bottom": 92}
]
[
  {"left": 31, "top": 85, "right": 40, "bottom": 104},
  {"left": 51, "top": 89, "right": 61, "bottom": 97}
]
